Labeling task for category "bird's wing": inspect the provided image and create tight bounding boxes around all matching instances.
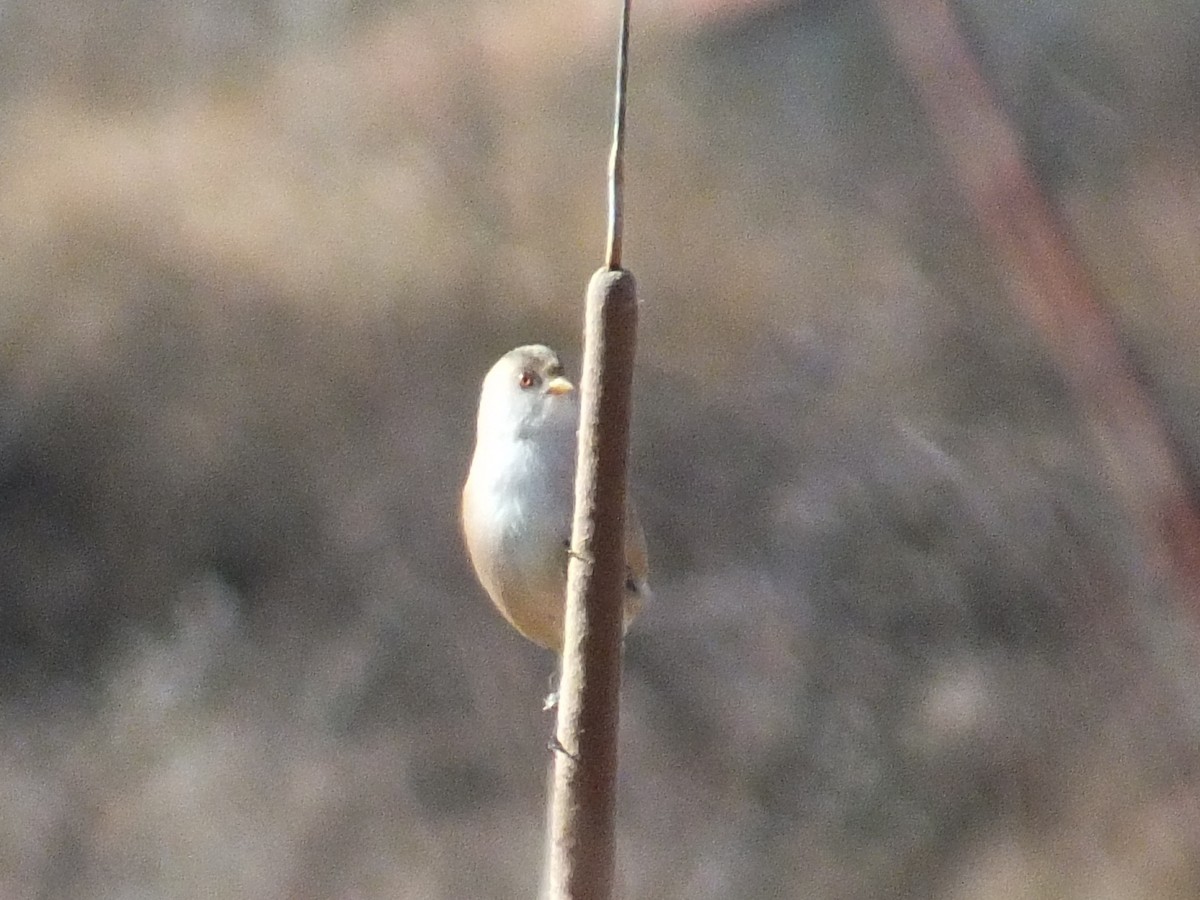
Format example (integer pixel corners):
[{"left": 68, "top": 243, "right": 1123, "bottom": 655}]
[
  {"left": 558, "top": 501, "right": 649, "bottom": 598},
  {"left": 624, "top": 501, "right": 649, "bottom": 591}
]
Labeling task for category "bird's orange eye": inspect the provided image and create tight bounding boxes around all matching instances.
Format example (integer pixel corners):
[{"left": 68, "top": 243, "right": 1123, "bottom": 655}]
[{"left": 518, "top": 370, "right": 537, "bottom": 389}]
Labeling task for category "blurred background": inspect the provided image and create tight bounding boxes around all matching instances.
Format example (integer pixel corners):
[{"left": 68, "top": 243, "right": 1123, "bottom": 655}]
[{"left": 1, "top": 0, "right": 1200, "bottom": 897}]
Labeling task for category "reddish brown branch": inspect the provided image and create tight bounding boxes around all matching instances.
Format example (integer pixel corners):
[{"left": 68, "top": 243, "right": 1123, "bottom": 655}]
[{"left": 873, "top": 0, "right": 1200, "bottom": 605}]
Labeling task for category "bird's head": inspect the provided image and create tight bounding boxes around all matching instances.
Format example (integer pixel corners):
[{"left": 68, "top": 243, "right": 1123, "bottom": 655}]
[{"left": 475, "top": 344, "right": 576, "bottom": 442}]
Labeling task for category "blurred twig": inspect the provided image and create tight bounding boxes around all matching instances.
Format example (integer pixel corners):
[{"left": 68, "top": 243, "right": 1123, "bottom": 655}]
[
  {"left": 605, "top": 0, "right": 631, "bottom": 269},
  {"left": 873, "top": 0, "right": 1200, "bottom": 612},
  {"left": 546, "top": 2, "right": 638, "bottom": 899}
]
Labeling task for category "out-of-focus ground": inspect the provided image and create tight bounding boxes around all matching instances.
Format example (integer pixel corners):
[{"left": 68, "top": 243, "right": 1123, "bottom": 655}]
[{"left": 1, "top": 0, "right": 1199, "bottom": 897}]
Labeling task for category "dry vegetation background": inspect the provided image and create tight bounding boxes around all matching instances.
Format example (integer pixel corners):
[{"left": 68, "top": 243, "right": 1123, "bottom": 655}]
[{"left": 1, "top": 0, "right": 1200, "bottom": 897}]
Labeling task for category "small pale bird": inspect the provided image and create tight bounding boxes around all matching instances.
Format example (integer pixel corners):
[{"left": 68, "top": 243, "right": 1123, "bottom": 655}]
[{"left": 462, "top": 345, "right": 649, "bottom": 652}]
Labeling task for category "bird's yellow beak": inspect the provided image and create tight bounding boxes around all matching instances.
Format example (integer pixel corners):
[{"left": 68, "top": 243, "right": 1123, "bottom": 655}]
[{"left": 545, "top": 376, "right": 574, "bottom": 396}]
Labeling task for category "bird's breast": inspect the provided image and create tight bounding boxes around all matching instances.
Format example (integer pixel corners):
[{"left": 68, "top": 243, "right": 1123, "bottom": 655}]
[{"left": 464, "top": 437, "right": 574, "bottom": 570}]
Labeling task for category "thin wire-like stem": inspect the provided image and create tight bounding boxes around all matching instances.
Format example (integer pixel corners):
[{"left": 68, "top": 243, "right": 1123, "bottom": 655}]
[{"left": 605, "top": 0, "right": 631, "bottom": 270}]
